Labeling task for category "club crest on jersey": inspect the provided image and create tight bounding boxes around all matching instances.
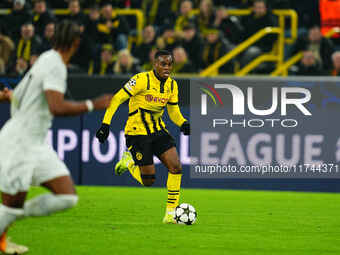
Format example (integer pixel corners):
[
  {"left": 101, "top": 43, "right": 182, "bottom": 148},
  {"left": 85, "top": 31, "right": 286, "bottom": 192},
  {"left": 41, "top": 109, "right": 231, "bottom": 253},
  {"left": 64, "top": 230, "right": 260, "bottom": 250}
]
[
  {"left": 125, "top": 79, "right": 136, "bottom": 91},
  {"left": 145, "top": 94, "right": 168, "bottom": 104},
  {"left": 136, "top": 152, "right": 143, "bottom": 160}
]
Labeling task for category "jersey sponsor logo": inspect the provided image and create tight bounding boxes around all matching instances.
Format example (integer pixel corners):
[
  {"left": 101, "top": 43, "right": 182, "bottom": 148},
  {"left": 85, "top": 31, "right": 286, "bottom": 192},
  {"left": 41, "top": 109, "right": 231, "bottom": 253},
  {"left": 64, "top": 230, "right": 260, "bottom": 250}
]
[{"left": 145, "top": 94, "right": 169, "bottom": 104}]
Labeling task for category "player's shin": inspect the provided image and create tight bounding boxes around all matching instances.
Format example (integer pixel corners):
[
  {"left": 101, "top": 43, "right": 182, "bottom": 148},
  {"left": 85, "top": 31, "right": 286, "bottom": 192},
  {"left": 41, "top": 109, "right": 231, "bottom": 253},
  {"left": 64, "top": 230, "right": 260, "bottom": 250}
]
[
  {"left": 0, "top": 204, "right": 24, "bottom": 235},
  {"left": 24, "top": 194, "right": 78, "bottom": 217},
  {"left": 166, "top": 172, "right": 182, "bottom": 210}
]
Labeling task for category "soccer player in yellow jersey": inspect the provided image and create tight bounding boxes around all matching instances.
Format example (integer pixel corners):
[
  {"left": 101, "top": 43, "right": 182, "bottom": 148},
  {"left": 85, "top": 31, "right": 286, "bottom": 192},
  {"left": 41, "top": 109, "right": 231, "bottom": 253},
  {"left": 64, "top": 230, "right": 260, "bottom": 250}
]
[{"left": 96, "top": 50, "right": 190, "bottom": 224}]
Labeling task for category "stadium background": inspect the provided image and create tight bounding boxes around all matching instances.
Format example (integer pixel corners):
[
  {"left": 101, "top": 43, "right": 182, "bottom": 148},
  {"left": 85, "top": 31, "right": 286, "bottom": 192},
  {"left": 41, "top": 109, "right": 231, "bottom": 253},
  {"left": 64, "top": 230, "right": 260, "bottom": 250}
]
[{"left": 0, "top": 0, "right": 340, "bottom": 192}]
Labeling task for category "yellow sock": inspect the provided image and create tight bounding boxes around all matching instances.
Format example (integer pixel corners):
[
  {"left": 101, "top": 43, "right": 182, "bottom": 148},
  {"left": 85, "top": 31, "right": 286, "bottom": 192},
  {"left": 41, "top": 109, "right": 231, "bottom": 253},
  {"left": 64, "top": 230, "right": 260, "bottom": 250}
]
[
  {"left": 166, "top": 172, "right": 182, "bottom": 210},
  {"left": 127, "top": 161, "right": 144, "bottom": 185}
]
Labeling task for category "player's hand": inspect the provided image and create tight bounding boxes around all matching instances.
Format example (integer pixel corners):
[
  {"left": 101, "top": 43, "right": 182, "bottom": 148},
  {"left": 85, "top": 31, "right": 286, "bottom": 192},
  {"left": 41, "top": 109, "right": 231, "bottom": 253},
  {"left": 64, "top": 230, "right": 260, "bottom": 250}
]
[
  {"left": 96, "top": 123, "right": 110, "bottom": 143},
  {"left": 92, "top": 94, "right": 112, "bottom": 110},
  {"left": 180, "top": 121, "right": 190, "bottom": 135}
]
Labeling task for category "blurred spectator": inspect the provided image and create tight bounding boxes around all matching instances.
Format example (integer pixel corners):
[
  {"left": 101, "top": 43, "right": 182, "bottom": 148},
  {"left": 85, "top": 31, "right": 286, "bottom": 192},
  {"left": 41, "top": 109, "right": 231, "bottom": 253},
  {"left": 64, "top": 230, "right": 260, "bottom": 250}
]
[
  {"left": 12, "top": 22, "right": 42, "bottom": 68},
  {"left": 132, "top": 25, "right": 156, "bottom": 66},
  {"left": 290, "top": 50, "right": 324, "bottom": 76},
  {"left": 68, "top": 0, "right": 86, "bottom": 31},
  {"left": 172, "top": 47, "right": 195, "bottom": 73},
  {"left": 32, "top": 0, "right": 56, "bottom": 37},
  {"left": 88, "top": 44, "right": 114, "bottom": 75},
  {"left": 96, "top": 1, "right": 129, "bottom": 50},
  {"left": 239, "top": 0, "right": 277, "bottom": 70},
  {"left": 180, "top": 23, "right": 204, "bottom": 71},
  {"left": 241, "top": 0, "right": 277, "bottom": 52},
  {"left": 331, "top": 52, "right": 340, "bottom": 76},
  {"left": 5, "top": 0, "right": 32, "bottom": 39},
  {"left": 156, "top": 25, "right": 180, "bottom": 52},
  {"left": 13, "top": 58, "right": 28, "bottom": 76},
  {"left": 41, "top": 22, "right": 55, "bottom": 52},
  {"left": 30, "top": 54, "right": 38, "bottom": 66},
  {"left": 70, "top": 33, "right": 93, "bottom": 73},
  {"left": 85, "top": 4, "right": 101, "bottom": 32},
  {"left": 214, "top": 6, "right": 243, "bottom": 45},
  {"left": 198, "top": 0, "right": 216, "bottom": 33},
  {"left": 0, "top": 30, "right": 15, "bottom": 74},
  {"left": 113, "top": 49, "right": 142, "bottom": 75},
  {"left": 174, "top": 0, "right": 197, "bottom": 33},
  {"left": 12, "top": 53, "right": 37, "bottom": 76},
  {"left": 291, "top": 25, "right": 335, "bottom": 72},
  {"left": 142, "top": 47, "right": 157, "bottom": 71},
  {"left": 201, "top": 29, "right": 234, "bottom": 73},
  {"left": 84, "top": 4, "right": 101, "bottom": 54}
]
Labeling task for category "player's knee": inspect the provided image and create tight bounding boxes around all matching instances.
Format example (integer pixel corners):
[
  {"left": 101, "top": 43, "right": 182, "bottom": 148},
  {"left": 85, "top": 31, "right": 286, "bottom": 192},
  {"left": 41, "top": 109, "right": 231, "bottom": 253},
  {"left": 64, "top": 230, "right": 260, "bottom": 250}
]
[
  {"left": 141, "top": 175, "right": 155, "bottom": 187},
  {"left": 57, "top": 194, "right": 78, "bottom": 209},
  {"left": 169, "top": 163, "right": 182, "bottom": 174}
]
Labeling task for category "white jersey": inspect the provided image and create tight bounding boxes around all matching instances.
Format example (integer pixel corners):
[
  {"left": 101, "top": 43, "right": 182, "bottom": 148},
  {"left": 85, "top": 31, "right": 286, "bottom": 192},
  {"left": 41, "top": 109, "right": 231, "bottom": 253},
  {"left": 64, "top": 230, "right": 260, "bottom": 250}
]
[
  {"left": 0, "top": 49, "right": 70, "bottom": 195},
  {"left": 7, "top": 49, "right": 67, "bottom": 141}
]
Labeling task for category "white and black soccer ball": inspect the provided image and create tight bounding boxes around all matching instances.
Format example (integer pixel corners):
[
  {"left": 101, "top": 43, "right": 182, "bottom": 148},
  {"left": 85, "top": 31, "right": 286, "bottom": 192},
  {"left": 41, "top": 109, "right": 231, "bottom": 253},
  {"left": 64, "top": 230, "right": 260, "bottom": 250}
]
[{"left": 175, "top": 203, "right": 197, "bottom": 225}]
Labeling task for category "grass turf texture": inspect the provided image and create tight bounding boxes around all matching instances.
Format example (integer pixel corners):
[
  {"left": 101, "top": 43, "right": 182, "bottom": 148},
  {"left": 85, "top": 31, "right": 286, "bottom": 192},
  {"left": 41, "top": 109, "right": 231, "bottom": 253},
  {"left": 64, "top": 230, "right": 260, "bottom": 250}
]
[{"left": 2, "top": 186, "right": 339, "bottom": 255}]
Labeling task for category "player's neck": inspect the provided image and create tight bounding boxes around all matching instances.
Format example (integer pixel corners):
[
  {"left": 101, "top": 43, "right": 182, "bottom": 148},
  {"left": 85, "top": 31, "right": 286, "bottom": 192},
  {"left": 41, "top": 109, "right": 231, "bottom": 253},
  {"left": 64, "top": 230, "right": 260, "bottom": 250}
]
[{"left": 56, "top": 49, "right": 72, "bottom": 65}]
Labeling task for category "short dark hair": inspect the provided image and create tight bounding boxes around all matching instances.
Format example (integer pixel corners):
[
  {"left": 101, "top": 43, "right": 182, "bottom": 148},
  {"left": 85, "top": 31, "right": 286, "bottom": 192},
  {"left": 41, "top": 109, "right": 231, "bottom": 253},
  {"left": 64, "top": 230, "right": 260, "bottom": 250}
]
[
  {"left": 52, "top": 20, "right": 81, "bottom": 51},
  {"left": 154, "top": 50, "right": 173, "bottom": 61}
]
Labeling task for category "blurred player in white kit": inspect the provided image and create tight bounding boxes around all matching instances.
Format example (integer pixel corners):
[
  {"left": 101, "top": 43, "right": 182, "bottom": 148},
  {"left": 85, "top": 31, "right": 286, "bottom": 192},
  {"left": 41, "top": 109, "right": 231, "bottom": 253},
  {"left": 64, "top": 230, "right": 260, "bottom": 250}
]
[{"left": 0, "top": 20, "right": 111, "bottom": 254}]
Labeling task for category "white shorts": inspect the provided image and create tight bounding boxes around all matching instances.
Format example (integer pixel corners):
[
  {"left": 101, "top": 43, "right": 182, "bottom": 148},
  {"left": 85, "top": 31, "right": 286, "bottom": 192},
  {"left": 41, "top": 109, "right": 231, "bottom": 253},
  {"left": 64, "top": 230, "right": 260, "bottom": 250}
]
[{"left": 0, "top": 135, "right": 70, "bottom": 195}]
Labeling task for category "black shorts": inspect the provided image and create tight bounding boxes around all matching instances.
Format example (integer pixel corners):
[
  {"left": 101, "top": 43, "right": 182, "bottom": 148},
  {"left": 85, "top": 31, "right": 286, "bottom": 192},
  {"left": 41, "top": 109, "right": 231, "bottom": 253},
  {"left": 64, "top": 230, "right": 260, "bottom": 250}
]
[{"left": 125, "top": 130, "right": 176, "bottom": 166}]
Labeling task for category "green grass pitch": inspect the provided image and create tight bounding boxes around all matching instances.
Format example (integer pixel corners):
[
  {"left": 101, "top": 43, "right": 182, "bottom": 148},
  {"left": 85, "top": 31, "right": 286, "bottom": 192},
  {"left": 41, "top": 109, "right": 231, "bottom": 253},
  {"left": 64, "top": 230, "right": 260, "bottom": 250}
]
[{"left": 2, "top": 186, "right": 340, "bottom": 255}]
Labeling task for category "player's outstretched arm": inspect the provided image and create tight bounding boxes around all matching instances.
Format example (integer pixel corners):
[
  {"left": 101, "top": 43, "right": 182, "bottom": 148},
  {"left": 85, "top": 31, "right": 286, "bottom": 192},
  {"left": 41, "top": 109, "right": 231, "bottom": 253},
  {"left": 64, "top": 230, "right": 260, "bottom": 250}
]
[
  {"left": 0, "top": 88, "right": 12, "bottom": 103},
  {"left": 96, "top": 89, "right": 130, "bottom": 143},
  {"left": 167, "top": 80, "right": 190, "bottom": 135},
  {"left": 45, "top": 90, "right": 112, "bottom": 116},
  {"left": 167, "top": 104, "right": 190, "bottom": 135}
]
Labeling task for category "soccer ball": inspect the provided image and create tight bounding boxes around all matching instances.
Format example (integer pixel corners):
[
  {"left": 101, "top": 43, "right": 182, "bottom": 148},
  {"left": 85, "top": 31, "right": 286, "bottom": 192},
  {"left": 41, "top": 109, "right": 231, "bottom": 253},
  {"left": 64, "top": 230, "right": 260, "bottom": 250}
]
[{"left": 174, "top": 203, "right": 197, "bottom": 225}]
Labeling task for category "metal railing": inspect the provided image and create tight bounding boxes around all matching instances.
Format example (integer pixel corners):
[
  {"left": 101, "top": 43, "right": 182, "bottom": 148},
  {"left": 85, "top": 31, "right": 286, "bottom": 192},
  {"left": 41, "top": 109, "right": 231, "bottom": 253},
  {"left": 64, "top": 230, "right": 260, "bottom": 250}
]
[
  {"left": 200, "top": 27, "right": 281, "bottom": 76},
  {"left": 197, "top": 9, "right": 297, "bottom": 76},
  {"left": 0, "top": 8, "right": 145, "bottom": 45},
  {"left": 270, "top": 52, "right": 303, "bottom": 76},
  {"left": 271, "top": 26, "right": 340, "bottom": 77}
]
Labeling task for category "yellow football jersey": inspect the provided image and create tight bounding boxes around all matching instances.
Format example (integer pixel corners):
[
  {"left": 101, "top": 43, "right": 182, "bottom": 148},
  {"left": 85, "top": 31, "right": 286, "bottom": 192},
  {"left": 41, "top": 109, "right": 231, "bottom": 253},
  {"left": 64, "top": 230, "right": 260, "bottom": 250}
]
[{"left": 102, "top": 70, "right": 187, "bottom": 136}]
